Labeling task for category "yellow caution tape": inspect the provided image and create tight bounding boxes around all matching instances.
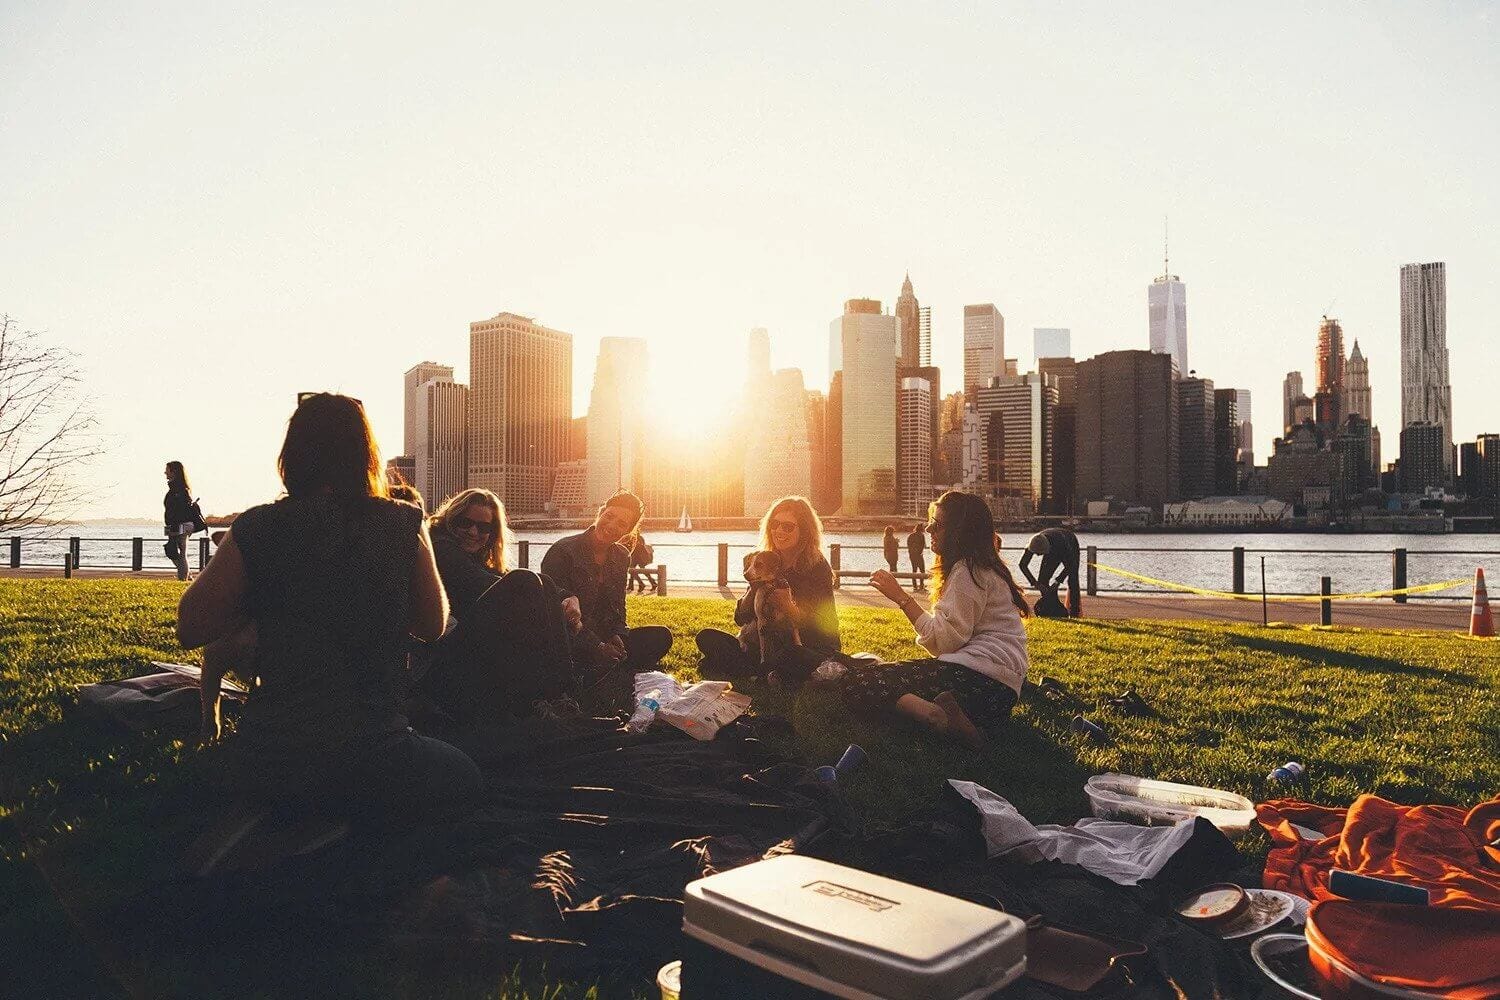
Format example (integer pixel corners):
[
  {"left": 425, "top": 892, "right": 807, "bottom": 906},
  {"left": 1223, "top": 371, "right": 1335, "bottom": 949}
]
[{"left": 1088, "top": 562, "right": 1470, "bottom": 602}]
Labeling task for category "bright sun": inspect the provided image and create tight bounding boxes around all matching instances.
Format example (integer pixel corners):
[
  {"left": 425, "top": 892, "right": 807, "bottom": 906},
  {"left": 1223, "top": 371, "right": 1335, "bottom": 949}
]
[{"left": 645, "top": 357, "right": 740, "bottom": 446}]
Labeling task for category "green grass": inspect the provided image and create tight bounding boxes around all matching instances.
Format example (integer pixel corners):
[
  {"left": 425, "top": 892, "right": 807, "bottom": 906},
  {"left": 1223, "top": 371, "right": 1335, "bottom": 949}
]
[{"left": 3, "top": 580, "right": 1498, "bottom": 998}]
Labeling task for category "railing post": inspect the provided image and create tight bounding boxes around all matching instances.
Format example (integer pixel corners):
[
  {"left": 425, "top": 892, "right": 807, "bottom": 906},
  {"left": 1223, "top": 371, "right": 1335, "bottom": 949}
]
[
  {"left": 518, "top": 539, "right": 530, "bottom": 569},
  {"left": 1392, "top": 548, "right": 1407, "bottom": 604},
  {"left": 63, "top": 553, "right": 73, "bottom": 578},
  {"left": 1086, "top": 545, "right": 1098, "bottom": 597},
  {"left": 9, "top": 537, "right": 19, "bottom": 569},
  {"left": 655, "top": 564, "right": 667, "bottom": 597},
  {"left": 69, "top": 536, "right": 81, "bottom": 568},
  {"left": 717, "top": 543, "right": 729, "bottom": 588},
  {"left": 1320, "top": 576, "right": 1332, "bottom": 626},
  {"left": 132, "top": 537, "right": 143, "bottom": 572},
  {"left": 829, "top": 544, "right": 841, "bottom": 589},
  {"left": 198, "top": 536, "right": 209, "bottom": 569},
  {"left": 1232, "top": 547, "right": 1245, "bottom": 594}
]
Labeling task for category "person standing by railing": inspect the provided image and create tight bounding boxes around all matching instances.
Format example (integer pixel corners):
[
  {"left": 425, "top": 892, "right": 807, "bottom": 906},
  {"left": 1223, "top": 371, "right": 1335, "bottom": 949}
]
[
  {"left": 163, "top": 460, "right": 203, "bottom": 581},
  {"left": 906, "top": 522, "right": 927, "bottom": 592}
]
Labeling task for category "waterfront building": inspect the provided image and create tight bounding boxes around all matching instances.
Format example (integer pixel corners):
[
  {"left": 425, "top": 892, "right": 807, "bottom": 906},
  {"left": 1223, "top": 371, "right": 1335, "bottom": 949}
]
[
  {"left": 1316, "top": 316, "right": 1345, "bottom": 429},
  {"left": 585, "top": 337, "right": 648, "bottom": 506},
  {"left": 805, "top": 389, "right": 827, "bottom": 512},
  {"left": 745, "top": 368, "right": 813, "bottom": 514},
  {"left": 1344, "top": 340, "right": 1372, "bottom": 422},
  {"left": 896, "top": 274, "right": 921, "bottom": 369},
  {"left": 550, "top": 459, "right": 589, "bottom": 517},
  {"left": 963, "top": 304, "right": 1005, "bottom": 397},
  {"left": 1282, "top": 372, "right": 1304, "bottom": 435},
  {"left": 1162, "top": 496, "right": 1290, "bottom": 527},
  {"left": 1075, "top": 350, "right": 1178, "bottom": 508},
  {"left": 830, "top": 299, "right": 898, "bottom": 514},
  {"left": 1475, "top": 435, "right": 1500, "bottom": 513},
  {"left": 898, "top": 376, "right": 933, "bottom": 515},
  {"left": 1178, "top": 376, "right": 1216, "bottom": 500},
  {"left": 468, "top": 312, "right": 571, "bottom": 515},
  {"left": 1034, "top": 328, "right": 1071, "bottom": 363},
  {"left": 972, "top": 374, "right": 1056, "bottom": 513},
  {"left": 414, "top": 376, "right": 468, "bottom": 511},
  {"left": 1267, "top": 423, "right": 1339, "bottom": 508},
  {"left": 1148, "top": 251, "right": 1188, "bottom": 375},
  {"left": 1400, "top": 262, "right": 1454, "bottom": 476},
  {"left": 1213, "top": 388, "right": 1241, "bottom": 495},
  {"left": 1037, "top": 357, "right": 1078, "bottom": 512},
  {"left": 1332, "top": 414, "right": 1376, "bottom": 497},
  {"left": 918, "top": 306, "right": 932, "bottom": 367},
  {"left": 404, "top": 361, "right": 454, "bottom": 458},
  {"left": 1230, "top": 388, "right": 1254, "bottom": 471},
  {"left": 636, "top": 437, "right": 744, "bottom": 521},
  {"left": 898, "top": 362, "right": 942, "bottom": 487},
  {"left": 569, "top": 415, "right": 588, "bottom": 462},
  {"left": 822, "top": 371, "right": 844, "bottom": 514},
  {"left": 1399, "top": 421, "right": 1446, "bottom": 493}
]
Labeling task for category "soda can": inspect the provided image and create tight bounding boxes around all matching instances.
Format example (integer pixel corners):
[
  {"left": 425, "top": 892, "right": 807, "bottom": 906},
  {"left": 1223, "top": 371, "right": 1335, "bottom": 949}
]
[{"left": 1070, "top": 715, "right": 1105, "bottom": 741}]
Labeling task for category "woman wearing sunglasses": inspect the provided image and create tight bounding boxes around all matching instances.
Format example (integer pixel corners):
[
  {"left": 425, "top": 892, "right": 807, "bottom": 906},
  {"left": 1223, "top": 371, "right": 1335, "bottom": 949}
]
[
  {"left": 420, "top": 488, "right": 579, "bottom": 726},
  {"left": 695, "top": 495, "right": 844, "bottom": 684}
]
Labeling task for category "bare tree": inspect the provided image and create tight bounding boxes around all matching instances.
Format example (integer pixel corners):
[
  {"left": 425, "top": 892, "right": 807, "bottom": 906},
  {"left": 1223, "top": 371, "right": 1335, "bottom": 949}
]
[{"left": 0, "top": 314, "right": 102, "bottom": 533}]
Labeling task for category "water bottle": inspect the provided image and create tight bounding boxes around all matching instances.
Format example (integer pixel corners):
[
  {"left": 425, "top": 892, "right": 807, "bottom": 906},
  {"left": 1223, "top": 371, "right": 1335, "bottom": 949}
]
[
  {"left": 625, "top": 691, "right": 662, "bottom": 734},
  {"left": 1266, "top": 761, "right": 1305, "bottom": 785}
]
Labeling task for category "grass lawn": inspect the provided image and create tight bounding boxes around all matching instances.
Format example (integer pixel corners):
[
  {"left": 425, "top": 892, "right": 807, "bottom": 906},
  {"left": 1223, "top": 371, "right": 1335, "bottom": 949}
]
[{"left": 2, "top": 579, "right": 1497, "bottom": 998}]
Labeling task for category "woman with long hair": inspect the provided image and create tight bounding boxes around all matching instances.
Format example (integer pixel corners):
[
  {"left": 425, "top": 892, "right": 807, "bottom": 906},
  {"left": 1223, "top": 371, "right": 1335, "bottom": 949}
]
[
  {"left": 422, "top": 487, "right": 580, "bottom": 724},
  {"left": 837, "top": 490, "right": 1030, "bottom": 747},
  {"left": 178, "top": 393, "right": 480, "bottom": 832},
  {"left": 882, "top": 525, "right": 900, "bottom": 576},
  {"left": 163, "top": 460, "right": 198, "bottom": 581},
  {"left": 695, "top": 495, "right": 843, "bottom": 684}
]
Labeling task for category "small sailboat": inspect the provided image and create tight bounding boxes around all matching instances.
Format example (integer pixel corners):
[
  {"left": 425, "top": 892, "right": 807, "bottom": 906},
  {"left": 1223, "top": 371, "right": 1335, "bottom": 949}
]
[{"left": 676, "top": 507, "right": 693, "bottom": 533}]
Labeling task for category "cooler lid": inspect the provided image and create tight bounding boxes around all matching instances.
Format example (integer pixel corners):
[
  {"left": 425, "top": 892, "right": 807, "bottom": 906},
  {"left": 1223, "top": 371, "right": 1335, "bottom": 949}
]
[{"left": 684, "top": 855, "right": 1025, "bottom": 993}]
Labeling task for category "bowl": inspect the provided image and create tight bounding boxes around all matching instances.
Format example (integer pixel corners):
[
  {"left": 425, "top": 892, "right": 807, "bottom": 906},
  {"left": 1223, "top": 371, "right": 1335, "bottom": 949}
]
[{"left": 1251, "top": 934, "right": 1320, "bottom": 1000}]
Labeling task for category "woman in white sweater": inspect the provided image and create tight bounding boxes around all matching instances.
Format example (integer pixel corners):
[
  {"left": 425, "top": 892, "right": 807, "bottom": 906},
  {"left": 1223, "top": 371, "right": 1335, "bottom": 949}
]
[{"left": 838, "top": 491, "right": 1031, "bottom": 747}]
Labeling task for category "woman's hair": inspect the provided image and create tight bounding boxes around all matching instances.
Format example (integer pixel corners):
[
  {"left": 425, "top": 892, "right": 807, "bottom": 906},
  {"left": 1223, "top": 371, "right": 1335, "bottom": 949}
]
[
  {"left": 883, "top": 526, "right": 895, "bottom": 539},
  {"left": 756, "top": 496, "right": 825, "bottom": 572},
  {"left": 166, "top": 461, "right": 189, "bottom": 493},
  {"left": 388, "top": 483, "right": 423, "bottom": 508},
  {"left": 929, "top": 491, "right": 1029, "bottom": 616},
  {"left": 429, "top": 487, "right": 509, "bottom": 572},
  {"left": 598, "top": 491, "right": 644, "bottom": 530},
  {"left": 278, "top": 393, "right": 387, "bottom": 502}
]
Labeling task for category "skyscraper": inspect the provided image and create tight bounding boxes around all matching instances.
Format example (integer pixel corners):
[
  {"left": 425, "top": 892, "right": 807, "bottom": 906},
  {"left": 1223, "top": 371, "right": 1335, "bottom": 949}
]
[
  {"left": 467, "top": 312, "right": 571, "bottom": 515},
  {"left": 1213, "top": 389, "right": 1241, "bottom": 495},
  {"left": 806, "top": 389, "right": 827, "bottom": 509},
  {"left": 1283, "top": 372, "right": 1305, "bottom": 434},
  {"left": 831, "top": 300, "right": 898, "bottom": 515},
  {"left": 1344, "top": 340, "right": 1372, "bottom": 421},
  {"left": 898, "top": 376, "right": 933, "bottom": 516},
  {"left": 895, "top": 274, "right": 921, "bottom": 369},
  {"left": 1232, "top": 388, "right": 1254, "bottom": 470},
  {"left": 1400, "top": 262, "right": 1453, "bottom": 476},
  {"left": 414, "top": 377, "right": 468, "bottom": 511},
  {"left": 1037, "top": 357, "right": 1078, "bottom": 512},
  {"left": 1148, "top": 241, "right": 1188, "bottom": 374},
  {"left": 1399, "top": 422, "right": 1445, "bottom": 493},
  {"left": 404, "top": 361, "right": 454, "bottom": 457},
  {"left": 1315, "top": 316, "right": 1345, "bottom": 429},
  {"left": 1178, "top": 376, "right": 1216, "bottom": 499},
  {"left": 586, "top": 337, "right": 649, "bottom": 506},
  {"left": 745, "top": 369, "right": 813, "bottom": 513},
  {"left": 1033, "top": 328, "right": 1071, "bottom": 362},
  {"left": 918, "top": 306, "right": 932, "bottom": 367},
  {"left": 963, "top": 304, "right": 1004, "bottom": 397},
  {"left": 973, "top": 374, "right": 1056, "bottom": 512},
  {"left": 1075, "top": 350, "right": 1179, "bottom": 507}
]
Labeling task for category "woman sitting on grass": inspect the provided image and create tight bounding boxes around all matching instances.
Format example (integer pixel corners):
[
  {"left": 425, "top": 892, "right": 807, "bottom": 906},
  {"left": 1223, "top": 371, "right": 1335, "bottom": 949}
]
[
  {"left": 421, "top": 487, "right": 580, "bottom": 724},
  {"left": 837, "top": 490, "right": 1030, "bottom": 747},
  {"left": 179, "top": 393, "right": 481, "bottom": 829}
]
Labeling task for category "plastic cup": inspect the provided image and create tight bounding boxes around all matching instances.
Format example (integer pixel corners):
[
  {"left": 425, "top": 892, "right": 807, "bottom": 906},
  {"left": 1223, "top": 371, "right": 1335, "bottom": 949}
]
[
  {"left": 813, "top": 765, "right": 838, "bottom": 785},
  {"left": 1071, "top": 715, "right": 1106, "bottom": 740},
  {"left": 835, "top": 744, "right": 866, "bottom": 776},
  {"left": 657, "top": 960, "right": 681, "bottom": 1000}
]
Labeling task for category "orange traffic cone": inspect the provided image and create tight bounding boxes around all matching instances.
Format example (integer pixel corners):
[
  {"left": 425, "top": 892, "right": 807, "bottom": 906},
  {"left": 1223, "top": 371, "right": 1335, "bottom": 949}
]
[{"left": 1470, "top": 568, "right": 1494, "bottom": 638}]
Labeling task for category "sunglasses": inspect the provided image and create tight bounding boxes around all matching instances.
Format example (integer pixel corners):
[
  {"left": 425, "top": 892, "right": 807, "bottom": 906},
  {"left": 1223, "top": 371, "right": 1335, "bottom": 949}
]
[
  {"left": 769, "top": 519, "right": 799, "bottom": 533},
  {"left": 453, "top": 515, "right": 497, "bottom": 537}
]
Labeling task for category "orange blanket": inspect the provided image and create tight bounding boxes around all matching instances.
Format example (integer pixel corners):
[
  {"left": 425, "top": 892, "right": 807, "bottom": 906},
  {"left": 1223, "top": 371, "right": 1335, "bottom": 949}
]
[{"left": 1257, "top": 794, "right": 1500, "bottom": 909}]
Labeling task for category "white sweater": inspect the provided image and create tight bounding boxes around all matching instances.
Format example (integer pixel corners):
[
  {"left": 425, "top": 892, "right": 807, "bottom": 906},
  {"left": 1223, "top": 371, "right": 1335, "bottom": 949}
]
[{"left": 913, "top": 563, "right": 1029, "bottom": 692}]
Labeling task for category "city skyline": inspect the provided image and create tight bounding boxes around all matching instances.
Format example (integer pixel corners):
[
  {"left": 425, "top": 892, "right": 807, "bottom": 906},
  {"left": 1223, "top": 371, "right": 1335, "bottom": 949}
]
[{"left": 3, "top": 5, "right": 1497, "bottom": 518}]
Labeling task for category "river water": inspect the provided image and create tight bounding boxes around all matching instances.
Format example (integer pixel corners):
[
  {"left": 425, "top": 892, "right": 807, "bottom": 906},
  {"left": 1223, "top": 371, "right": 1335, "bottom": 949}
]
[{"left": 7, "top": 524, "right": 1495, "bottom": 599}]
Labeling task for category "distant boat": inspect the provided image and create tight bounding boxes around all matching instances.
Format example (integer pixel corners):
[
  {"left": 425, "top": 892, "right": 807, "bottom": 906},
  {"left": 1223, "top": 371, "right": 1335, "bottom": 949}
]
[{"left": 676, "top": 507, "right": 693, "bottom": 533}]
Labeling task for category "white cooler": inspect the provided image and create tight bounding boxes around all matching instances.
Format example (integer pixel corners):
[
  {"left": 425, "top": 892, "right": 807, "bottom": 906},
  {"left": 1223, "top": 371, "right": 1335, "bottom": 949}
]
[{"left": 680, "top": 855, "right": 1027, "bottom": 999}]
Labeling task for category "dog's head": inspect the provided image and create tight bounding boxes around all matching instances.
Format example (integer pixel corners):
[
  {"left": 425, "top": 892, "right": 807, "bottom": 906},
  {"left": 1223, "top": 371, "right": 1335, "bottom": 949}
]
[{"left": 743, "top": 550, "right": 785, "bottom": 587}]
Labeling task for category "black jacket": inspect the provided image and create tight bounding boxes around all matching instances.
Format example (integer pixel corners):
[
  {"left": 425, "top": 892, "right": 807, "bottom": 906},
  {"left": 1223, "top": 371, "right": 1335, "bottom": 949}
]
[
  {"left": 539, "top": 529, "right": 630, "bottom": 649},
  {"left": 164, "top": 487, "right": 195, "bottom": 533},
  {"left": 431, "top": 531, "right": 503, "bottom": 622},
  {"left": 734, "top": 553, "right": 841, "bottom": 655}
]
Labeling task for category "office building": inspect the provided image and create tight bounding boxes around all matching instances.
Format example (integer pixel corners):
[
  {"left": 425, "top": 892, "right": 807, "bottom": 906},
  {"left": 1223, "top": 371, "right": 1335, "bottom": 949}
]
[
  {"left": 1075, "top": 350, "right": 1179, "bottom": 508},
  {"left": 1473, "top": 435, "right": 1500, "bottom": 511},
  {"left": 636, "top": 437, "right": 744, "bottom": 521},
  {"left": 1037, "top": 357, "right": 1078, "bottom": 512},
  {"left": 1034, "top": 327, "right": 1071, "bottom": 362},
  {"left": 1400, "top": 421, "right": 1446, "bottom": 493},
  {"left": 806, "top": 389, "right": 827, "bottom": 511},
  {"left": 1400, "top": 262, "right": 1454, "bottom": 476},
  {"left": 918, "top": 306, "right": 932, "bottom": 367},
  {"left": 550, "top": 459, "right": 588, "bottom": 516},
  {"left": 386, "top": 455, "right": 415, "bottom": 490},
  {"left": 1178, "top": 376, "right": 1216, "bottom": 500},
  {"left": 1283, "top": 372, "right": 1305, "bottom": 435},
  {"left": 1344, "top": 340, "right": 1372, "bottom": 421},
  {"left": 745, "top": 369, "right": 813, "bottom": 514},
  {"left": 821, "top": 371, "right": 844, "bottom": 514},
  {"left": 1233, "top": 388, "right": 1254, "bottom": 470},
  {"left": 586, "top": 337, "right": 649, "bottom": 506},
  {"left": 1148, "top": 250, "right": 1188, "bottom": 374},
  {"left": 404, "top": 362, "right": 454, "bottom": 458},
  {"left": 1316, "top": 316, "right": 1345, "bottom": 429},
  {"left": 830, "top": 300, "right": 898, "bottom": 514},
  {"left": 898, "top": 376, "right": 933, "bottom": 516},
  {"left": 1213, "top": 388, "right": 1241, "bottom": 495},
  {"left": 896, "top": 274, "right": 921, "bottom": 369},
  {"left": 963, "top": 304, "right": 1005, "bottom": 397},
  {"left": 468, "top": 312, "right": 571, "bottom": 515},
  {"left": 973, "top": 374, "right": 1057, "bottom": 512},
  {"left": 414, "top": 377, "right": 468, "bottom": 511}
]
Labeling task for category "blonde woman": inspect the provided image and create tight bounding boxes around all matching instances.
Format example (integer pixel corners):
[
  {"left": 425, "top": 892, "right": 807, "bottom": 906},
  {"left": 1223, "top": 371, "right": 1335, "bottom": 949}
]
[
  {"left": 694, "top": 496, "right": 843, "bottom": 684},
  {"left": 422, "top": 488, "right": 579, "bottom": 725}
]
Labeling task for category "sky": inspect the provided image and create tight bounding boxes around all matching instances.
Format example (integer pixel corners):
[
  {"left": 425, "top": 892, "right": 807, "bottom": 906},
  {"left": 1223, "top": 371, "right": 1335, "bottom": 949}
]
[{"left": 2, "top": 2, "right": 1497, "bottom": 519}]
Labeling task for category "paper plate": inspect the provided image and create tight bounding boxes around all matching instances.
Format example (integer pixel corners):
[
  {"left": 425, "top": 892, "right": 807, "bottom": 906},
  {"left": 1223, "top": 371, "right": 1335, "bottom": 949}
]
[{"left": 1218, "top": 889, "right": 1298, "bottom": 940}]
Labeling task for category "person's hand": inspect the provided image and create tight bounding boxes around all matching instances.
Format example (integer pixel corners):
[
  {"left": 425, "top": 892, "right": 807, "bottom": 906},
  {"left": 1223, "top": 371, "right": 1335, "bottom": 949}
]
[
  {"left": 199, "top": 705, "right": 221, "bottom": 747},
  {"left": 607, "top": 634, "right": 627, "bottom": 658},
  {"left": 869, "top": 569, "right": 906, "bottom": 604},
  {"left": 596, "top": 638, "right": 627, "bottom": 666},
  {"left": 561, "top": 596, "right": 582, "bottom": 633}
]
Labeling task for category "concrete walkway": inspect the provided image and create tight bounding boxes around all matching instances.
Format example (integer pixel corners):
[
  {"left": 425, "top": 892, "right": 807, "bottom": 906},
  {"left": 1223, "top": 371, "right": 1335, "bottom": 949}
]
[{"left": 1, "top": 567, "right": 1473, "bottom": 631}]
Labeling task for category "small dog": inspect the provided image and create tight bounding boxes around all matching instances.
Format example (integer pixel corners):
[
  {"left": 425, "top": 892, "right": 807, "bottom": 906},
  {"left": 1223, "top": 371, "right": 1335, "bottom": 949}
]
[{"left": 742, "top": 551, "right": 801, "bottom": 668}]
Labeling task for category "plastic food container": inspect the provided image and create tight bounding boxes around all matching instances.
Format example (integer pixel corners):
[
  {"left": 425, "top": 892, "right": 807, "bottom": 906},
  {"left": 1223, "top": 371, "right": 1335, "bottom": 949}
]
[
  {"left": 1084, "top": 773, "right": 1257, "bottom": 834},
  {"left": 657, "top": 960, "right": 680, "bottom": 1000}
]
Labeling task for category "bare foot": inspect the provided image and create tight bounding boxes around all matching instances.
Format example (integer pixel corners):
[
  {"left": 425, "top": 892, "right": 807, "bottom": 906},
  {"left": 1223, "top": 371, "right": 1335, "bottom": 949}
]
[{"left": 935, "top": 691, "right": 984, "bottom": 750}]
